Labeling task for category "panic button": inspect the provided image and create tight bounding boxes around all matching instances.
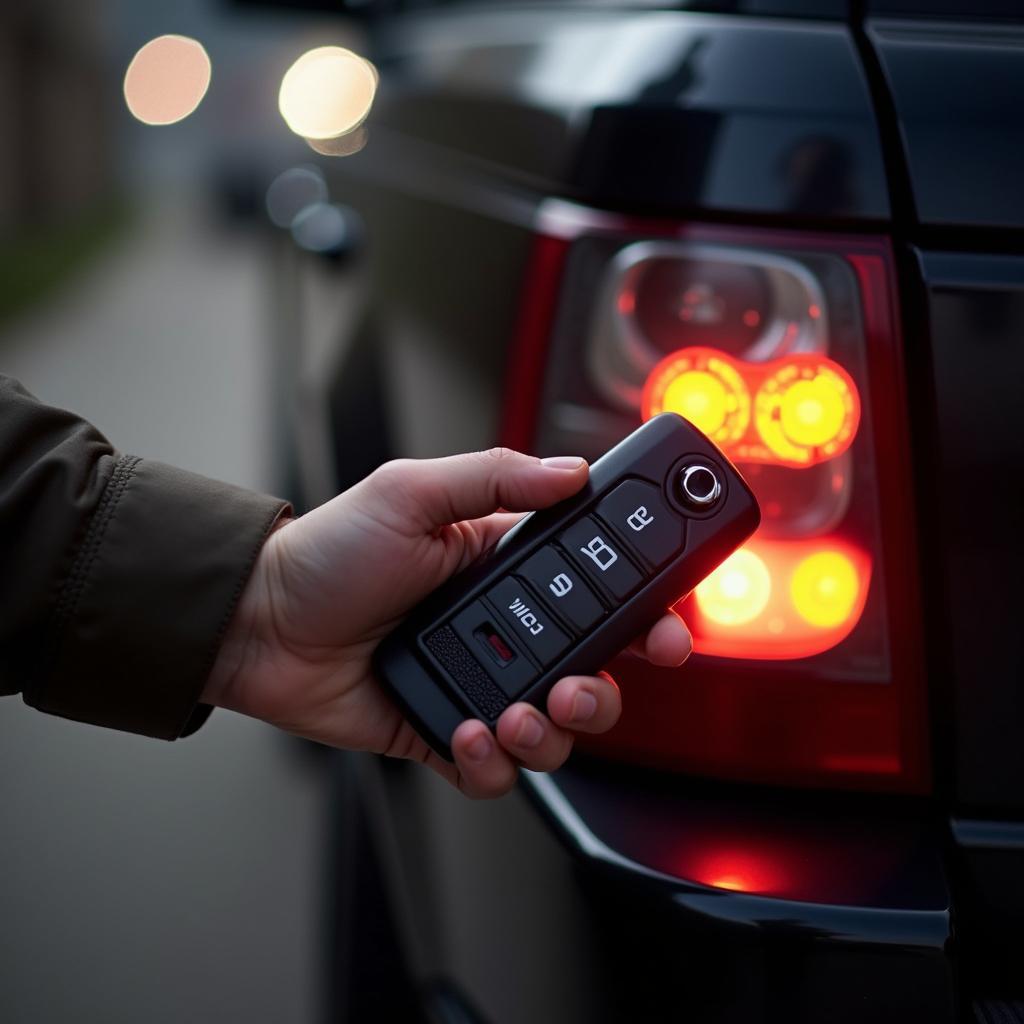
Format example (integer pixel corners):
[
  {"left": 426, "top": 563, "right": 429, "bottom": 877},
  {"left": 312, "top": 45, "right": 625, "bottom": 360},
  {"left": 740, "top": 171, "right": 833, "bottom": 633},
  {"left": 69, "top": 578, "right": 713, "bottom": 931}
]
[
  {"left": 486, "top": 577, "right": 571, "bottom": 665},
  {"left": 595, "top": 479, "right": 684, "bottom": 570}
]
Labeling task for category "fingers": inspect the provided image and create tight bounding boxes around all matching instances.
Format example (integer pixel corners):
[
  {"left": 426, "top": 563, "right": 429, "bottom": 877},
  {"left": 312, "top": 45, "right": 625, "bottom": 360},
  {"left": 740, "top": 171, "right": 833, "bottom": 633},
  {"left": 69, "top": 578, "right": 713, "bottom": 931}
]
[
  {"left": 448, "top": 677, "right": 622, "bottom": 798},
  {"left": 495, "top": 703, "right": 574, "bottom": 772},
  {"left": 451, "top": 719, "right": 519, "bottom": 798},
  {"left": 546, "top": 672, "right": 622, "bottom": 735},
  {"left": 371, "top": 448, "right": 588, "bottom": 532},
  {"left": 629, "top": 609, "right": 693, "bottom": 667}
]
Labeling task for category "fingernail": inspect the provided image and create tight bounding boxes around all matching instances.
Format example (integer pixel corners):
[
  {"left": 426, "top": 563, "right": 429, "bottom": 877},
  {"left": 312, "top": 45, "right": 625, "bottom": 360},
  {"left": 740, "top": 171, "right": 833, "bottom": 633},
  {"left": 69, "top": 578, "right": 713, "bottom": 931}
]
[
  {"left": 570, "top": 691, "right": 598, "bottom": 724},
  {"left": 466, "top": 733, "right": 493, "bottom": 763},
  {"left": 541, "top": 456, "right": 585, "bottom": 471},
  {"left": 515, "top": 714, "right": 545, "bottom": 748}
]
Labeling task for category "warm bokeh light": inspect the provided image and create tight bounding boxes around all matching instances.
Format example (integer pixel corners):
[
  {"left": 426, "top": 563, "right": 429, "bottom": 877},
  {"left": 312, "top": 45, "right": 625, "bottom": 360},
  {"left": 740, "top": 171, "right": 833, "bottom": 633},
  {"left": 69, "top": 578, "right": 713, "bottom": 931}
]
[
  {"left": 642, "top": 346, "right": 860, "bottom": 468},
  {"left": 641, "top": 348, "right": 750, "bottom": 446},
  {"left": 790, "top": 550, "right": 861, "bottom": 629},
  {"left": 306, "top": 126, "right": 369, "bottom": 158},
  {"left": 123, "top": 35, "right": 211, "bottom": 126},
  {"left": 695, "top": 549, "right": 772, "bottom": 627},
  {"left": 278, "top": 47, "right": 377, "bottom": 140},
  {"left": 682, "top": 538, "right": 871, "bottom": 659}
]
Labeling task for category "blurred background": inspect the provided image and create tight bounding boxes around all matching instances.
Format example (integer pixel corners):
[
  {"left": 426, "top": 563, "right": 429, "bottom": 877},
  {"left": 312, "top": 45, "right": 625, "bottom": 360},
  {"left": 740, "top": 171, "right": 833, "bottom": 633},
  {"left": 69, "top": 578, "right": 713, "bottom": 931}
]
[{"left": 0, "top": 2, "right": 369, "bottom": 1021}]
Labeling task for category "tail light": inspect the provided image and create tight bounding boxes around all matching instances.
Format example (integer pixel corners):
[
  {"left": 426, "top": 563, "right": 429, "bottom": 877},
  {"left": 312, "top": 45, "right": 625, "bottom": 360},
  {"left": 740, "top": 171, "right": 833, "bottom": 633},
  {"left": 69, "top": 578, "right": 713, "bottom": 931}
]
[{"left": 500, "top": 205, "right": 927, "bottom": 793}]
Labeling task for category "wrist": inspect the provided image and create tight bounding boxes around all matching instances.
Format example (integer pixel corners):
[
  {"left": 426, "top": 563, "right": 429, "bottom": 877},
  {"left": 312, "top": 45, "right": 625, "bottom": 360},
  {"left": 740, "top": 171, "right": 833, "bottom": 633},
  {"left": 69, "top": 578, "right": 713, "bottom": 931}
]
[{"left": 202, "top": 515, "right": 292, "bottom": 708}]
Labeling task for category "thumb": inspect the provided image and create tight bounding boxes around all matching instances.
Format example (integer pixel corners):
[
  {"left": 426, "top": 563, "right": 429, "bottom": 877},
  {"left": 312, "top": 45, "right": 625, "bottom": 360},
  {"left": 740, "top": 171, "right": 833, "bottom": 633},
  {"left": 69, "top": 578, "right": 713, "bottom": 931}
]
[{"left": 370, "top": 448, "right": 588, "bottom": 531}]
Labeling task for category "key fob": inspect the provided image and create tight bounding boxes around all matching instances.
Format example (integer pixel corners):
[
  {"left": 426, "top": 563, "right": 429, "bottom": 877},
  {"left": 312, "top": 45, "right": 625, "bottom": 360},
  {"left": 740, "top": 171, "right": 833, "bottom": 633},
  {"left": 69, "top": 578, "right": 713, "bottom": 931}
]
[{"left": 373, "top": 413, "right": 761, "bottom": 760}]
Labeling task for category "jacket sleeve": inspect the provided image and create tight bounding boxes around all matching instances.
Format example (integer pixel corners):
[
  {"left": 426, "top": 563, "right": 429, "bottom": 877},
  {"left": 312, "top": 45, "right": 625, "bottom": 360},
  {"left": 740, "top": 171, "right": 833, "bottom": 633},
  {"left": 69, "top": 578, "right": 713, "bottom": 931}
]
[{"left": 0, "top": 375, "right": 290, "bottom": 739}]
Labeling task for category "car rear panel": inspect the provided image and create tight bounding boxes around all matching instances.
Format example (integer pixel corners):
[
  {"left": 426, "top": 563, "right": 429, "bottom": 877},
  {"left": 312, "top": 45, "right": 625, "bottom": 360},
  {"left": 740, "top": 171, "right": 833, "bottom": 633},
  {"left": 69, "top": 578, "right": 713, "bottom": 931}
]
[
  {"left": 325, "top": 2, "right": 1024, "bottom": 1018},
  {"left": 370, "top": 8, "right": 890, "bottom": 221}
]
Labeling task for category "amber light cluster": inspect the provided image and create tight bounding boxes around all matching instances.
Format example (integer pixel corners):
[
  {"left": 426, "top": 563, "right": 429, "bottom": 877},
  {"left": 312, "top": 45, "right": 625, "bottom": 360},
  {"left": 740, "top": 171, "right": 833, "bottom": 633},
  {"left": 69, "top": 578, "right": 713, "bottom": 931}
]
[
  {"left": 641, "top": 345, "right": 868, "bottom": 659},
  {"left": 641, "top": 346, "right": 860, "bottom": 468}
]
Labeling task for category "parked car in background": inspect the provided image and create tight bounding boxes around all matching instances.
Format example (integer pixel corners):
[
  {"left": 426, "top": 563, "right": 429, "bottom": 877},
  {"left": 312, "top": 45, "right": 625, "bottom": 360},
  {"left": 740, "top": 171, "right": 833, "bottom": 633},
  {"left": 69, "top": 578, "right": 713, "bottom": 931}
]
[{"left": 270, "top": 1, "right": 1024, "bottom": 1020}]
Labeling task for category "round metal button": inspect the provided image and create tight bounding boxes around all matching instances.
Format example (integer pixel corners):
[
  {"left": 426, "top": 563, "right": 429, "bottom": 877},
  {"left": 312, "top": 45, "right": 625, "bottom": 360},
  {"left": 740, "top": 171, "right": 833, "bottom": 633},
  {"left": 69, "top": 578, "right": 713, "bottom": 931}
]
[{"left": 679, "top": 464, "right": 722, "bottom": 510}]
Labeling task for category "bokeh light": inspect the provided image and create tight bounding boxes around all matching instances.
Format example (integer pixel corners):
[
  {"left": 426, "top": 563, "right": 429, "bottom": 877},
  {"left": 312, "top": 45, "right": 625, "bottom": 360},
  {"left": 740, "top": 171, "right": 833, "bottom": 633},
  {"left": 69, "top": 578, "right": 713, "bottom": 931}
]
[
  {"left": 695, "top": 548, "right": 772, "bottom": 627},
  {"left": 278, "top": 47, "right": 377, "bottom": 140},
  {"left": 123, "top": 35, "right": 211, "bottom": 126},
  {"left": 790, "top": 550, "right": 861, "bottom": 629},
  {"left": 290, "top": 202, "right": 356, "bottom": 255},
  {"left": 306, "top": 127, "right": 369, "bottom": 158},
  {"left": 265, "top": 166, "right": 327, "bottom": 229}
]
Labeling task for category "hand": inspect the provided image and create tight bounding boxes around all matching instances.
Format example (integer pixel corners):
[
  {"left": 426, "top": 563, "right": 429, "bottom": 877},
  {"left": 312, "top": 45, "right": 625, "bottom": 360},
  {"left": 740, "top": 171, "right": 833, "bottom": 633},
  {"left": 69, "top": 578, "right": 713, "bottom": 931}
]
[{"left": 203, "top": 448, "right": 692, "bottom": 797}]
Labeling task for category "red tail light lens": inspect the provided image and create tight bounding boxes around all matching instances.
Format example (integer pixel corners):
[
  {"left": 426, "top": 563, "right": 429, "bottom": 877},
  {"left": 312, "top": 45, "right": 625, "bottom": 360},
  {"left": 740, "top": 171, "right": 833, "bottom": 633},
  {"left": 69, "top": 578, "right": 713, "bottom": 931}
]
[{"left": 501, "top": 209, "right": 927, "bottom": 793}]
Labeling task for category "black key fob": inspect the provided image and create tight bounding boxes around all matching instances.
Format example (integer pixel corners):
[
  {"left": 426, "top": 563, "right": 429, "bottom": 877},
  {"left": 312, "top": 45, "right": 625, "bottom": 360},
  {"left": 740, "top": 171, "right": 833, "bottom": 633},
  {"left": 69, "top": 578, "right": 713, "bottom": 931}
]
[{"left": 373, "top": 413, "right": 760, "bottom": 760}]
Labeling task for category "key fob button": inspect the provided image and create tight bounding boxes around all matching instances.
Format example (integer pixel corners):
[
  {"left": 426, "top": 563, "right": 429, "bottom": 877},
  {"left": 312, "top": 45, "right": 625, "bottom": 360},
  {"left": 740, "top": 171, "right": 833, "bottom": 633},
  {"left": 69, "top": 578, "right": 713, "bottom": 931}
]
[
  {"left": 518, "top": 546, "right": 605, "bottom": 633},
  {"left": 559, "top": 517, "right": 643, "bottom": 601},
  {"left": 449, "top": 601, "right": 537, "bottom": 699},
  {"left": 595, "top": 479, "right": 685, "bottom": 570},
  {"left": 486, "top": 577, "right": 572, "bottom": 666}
]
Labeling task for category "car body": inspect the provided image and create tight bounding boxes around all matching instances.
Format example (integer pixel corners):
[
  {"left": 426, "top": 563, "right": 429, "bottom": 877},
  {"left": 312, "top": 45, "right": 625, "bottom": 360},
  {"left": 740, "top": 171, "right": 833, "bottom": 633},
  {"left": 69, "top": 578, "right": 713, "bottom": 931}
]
[{"left": 278, "top": 3, "right": 1024, "bottom": 1021}]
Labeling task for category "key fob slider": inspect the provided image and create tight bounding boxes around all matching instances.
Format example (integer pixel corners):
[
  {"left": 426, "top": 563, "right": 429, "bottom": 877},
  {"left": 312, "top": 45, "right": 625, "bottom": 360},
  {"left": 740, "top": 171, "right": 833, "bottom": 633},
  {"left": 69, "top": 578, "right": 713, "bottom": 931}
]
[{"left": 373, "top": 413, "right": 760, "bottom": 760}]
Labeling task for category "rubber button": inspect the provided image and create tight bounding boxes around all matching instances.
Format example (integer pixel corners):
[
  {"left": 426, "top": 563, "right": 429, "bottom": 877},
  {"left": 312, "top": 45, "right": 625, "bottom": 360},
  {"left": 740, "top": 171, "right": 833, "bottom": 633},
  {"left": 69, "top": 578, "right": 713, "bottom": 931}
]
[
  {"left": 595, "top": 479, "right": 685, "bottom": 570},
  {"left": 518, "top": 546, "right": 605, "bottom": 634},
  {"left": 450, "top": 602, "right": 537, "bottom": 699},
  {"left": 486, "top": 577, "right": 572, "bottom": 666},
  {"left": 559, "top": 516, "right": 643, "bottom": 602}
]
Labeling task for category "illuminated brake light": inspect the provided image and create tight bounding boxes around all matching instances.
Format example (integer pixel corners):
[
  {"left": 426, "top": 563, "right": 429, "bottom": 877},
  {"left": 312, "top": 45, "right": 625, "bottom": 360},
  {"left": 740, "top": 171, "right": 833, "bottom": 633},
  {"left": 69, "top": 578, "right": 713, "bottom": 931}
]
[
  {"left": 502, "top": 219, "right": 928, "bottom": 793},
  {"left": 756, "top": 362, "right": 859, "bottom": 466},
  {"left": 641, "top": 349, "right": 750, "bottom": 445},
  {"left": 790, "top": 550, "right": 860, "bottom": 629},
  {"left": 694, "top": 549, "right": 771, "bottom": 626},
  {"left": 685, "top": 539, "right": 870, "bottom": 660},
  {"left": 642, "top": 346, "right": 860, "bottom": 468}
]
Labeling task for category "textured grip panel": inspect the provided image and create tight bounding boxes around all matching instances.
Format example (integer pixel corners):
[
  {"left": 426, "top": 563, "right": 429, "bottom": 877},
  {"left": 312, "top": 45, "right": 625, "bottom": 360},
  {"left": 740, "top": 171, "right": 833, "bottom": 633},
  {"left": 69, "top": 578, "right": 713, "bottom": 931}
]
[{"left": 425, "top": 627, "right": 510, "bottom": 720}]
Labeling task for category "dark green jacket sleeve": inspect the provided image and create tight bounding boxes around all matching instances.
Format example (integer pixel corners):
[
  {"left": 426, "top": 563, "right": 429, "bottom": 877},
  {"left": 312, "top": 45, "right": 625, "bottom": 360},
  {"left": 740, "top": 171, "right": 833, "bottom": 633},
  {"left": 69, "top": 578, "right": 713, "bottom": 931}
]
[{"left": 0, "top": 375, "right": 290, "bottom": 739}]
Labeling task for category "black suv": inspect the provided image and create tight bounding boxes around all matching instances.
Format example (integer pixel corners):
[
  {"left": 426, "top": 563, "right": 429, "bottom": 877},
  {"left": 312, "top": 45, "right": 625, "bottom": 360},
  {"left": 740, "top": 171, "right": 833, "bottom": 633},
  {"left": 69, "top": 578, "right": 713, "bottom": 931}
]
[{"left": 282, "top": 2, "right": 1024, "bottom": 1021}]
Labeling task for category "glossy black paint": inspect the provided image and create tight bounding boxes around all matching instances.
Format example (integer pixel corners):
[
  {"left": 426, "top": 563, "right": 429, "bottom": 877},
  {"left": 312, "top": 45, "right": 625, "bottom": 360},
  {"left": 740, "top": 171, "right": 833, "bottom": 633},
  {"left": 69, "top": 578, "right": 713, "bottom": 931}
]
[
  {"left": 952, "top": 819, "right": 1024, "bottom": 995},
  {"left": 869, "top": 19, "right": 1024, "bottom": 228},
  {"left": 372, "top": 10, "right": 890, "bottom": 221},
  {"left": 305, "top": 3, "right": 1024, "bottom": 1021},
  {"left": 526, "top": 765, "right": 955, "bottom": 1022},
  {"left": 349, "top": 753, "right": 954, "bottom": 1024},
  {"left": 912, "top": 252, "right": 1024, "bottom": 813}
]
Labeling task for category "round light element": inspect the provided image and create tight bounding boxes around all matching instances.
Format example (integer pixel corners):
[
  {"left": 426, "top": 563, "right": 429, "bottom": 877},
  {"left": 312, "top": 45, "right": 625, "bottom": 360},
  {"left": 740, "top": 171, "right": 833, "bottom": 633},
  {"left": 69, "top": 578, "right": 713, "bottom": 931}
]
[
  {"left": 755, "top": 360, "right": 859, "bottom": 466},
  {"left": 780, "top": 375, "right": 849, "bottom": 449},
  {"left": 291, "top": 202, "right": 351, "bottom": 254},
  {"left": 790, "top": 550, "right": 860, "bottom": 629},
  {"left": 642, "top": 347, "right": 750, "bottom": 445},
  {"left": 664, "top": 371, "right": 728, "bottom": 437},
  {"left": 306, "top": 126, "right": 369, "bottom": 158},
  {"left": 278, "top": 47, "right": 377, "bottom": 140},
  {"left": 695, "top": 548, "right": 771, "bottom": 627},
  {"left": 265, "top": 166, "right": 327, "bottom": 228},
  {"left": 124, "top": 35, "right": 211, "bottom": 126}
]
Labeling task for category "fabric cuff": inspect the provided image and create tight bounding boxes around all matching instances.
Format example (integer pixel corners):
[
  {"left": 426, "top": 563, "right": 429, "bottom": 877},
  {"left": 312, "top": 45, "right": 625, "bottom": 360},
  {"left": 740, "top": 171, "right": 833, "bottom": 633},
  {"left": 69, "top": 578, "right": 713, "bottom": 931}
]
[{"left": 26, "top": 457, "right": 290, "bottom": 739}]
